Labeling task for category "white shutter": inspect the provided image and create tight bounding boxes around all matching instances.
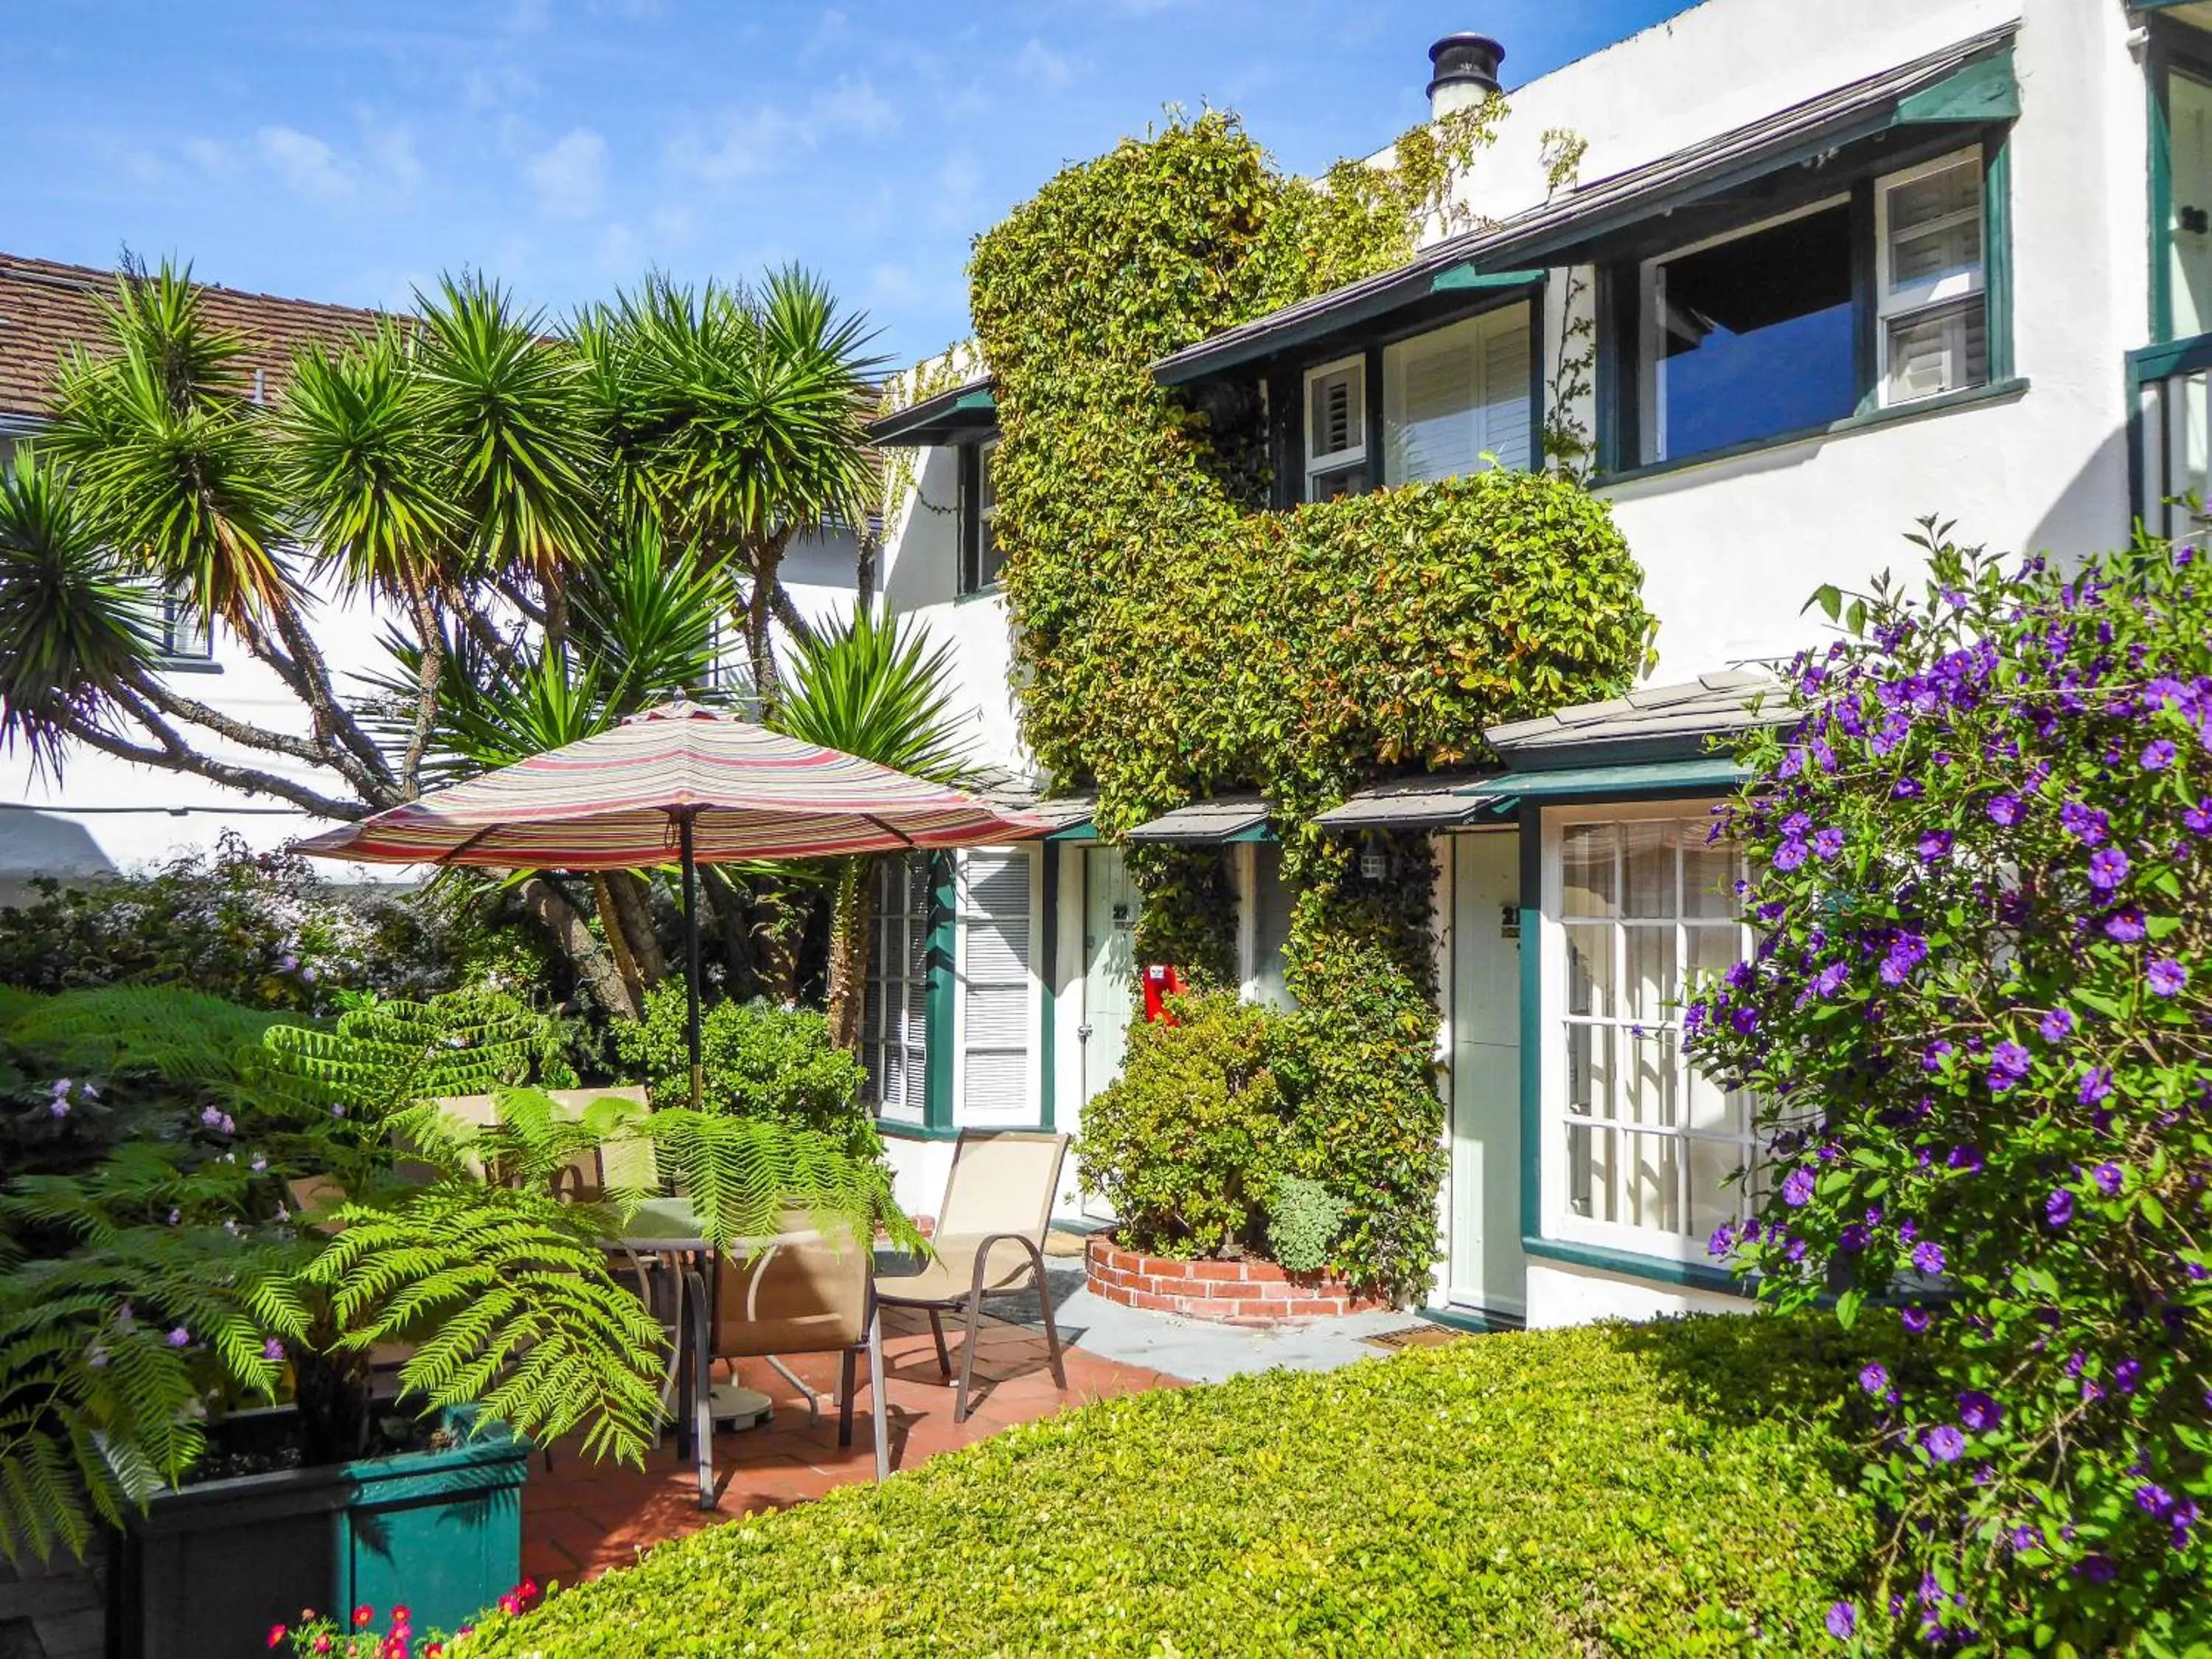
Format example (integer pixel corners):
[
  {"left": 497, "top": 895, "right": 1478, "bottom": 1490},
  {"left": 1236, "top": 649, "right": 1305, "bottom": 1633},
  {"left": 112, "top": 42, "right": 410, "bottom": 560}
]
[
  {"left": 1307, "top": 361, "right": 1365, "bottom": 460},
  {"left": 957, "top": 848, "right": 1037, "bottom": 1124},
  {"left": 1877, "top": 149, "right": 1987, "bottom": 406},
  {"left": 1382, "top": 303, "right": 1531, "bottom": 484}
]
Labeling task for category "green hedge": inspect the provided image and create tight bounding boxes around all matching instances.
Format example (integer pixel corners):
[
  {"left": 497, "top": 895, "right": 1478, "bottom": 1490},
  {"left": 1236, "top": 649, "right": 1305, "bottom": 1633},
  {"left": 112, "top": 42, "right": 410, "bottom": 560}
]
[{"left": 465, "top": 1317, "right": 1882, "bottom": 1657}]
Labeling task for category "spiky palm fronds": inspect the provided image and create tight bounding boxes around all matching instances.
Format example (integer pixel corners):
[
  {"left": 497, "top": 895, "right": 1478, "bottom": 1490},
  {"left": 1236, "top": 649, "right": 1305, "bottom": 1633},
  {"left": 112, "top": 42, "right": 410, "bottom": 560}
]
[
  {"left": 773, "top": 604, "right": 978, "bottom": 787},
  {"left": 300, "top": 1183, "right": 664, "bottom": 1465},
  {"left": 0, "top": 1226, "right": 308, "bottom": 1562},
  {"left": 0, "top": 449, "right": 158, "bottom": 775}
]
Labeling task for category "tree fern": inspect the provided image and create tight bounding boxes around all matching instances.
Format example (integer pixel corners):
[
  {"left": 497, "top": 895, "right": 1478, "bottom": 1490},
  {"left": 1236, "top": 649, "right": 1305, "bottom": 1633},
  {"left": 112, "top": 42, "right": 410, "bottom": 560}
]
[{"left": 644, "top": 1107, "right": 921, "bottom": 1253}]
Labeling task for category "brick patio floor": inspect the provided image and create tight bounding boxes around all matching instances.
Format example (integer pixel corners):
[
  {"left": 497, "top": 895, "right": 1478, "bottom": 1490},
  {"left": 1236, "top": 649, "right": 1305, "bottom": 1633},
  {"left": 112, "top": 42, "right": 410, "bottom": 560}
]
[{"left": 522, "top": 1304, "right": 1181, "bottom": 1586}]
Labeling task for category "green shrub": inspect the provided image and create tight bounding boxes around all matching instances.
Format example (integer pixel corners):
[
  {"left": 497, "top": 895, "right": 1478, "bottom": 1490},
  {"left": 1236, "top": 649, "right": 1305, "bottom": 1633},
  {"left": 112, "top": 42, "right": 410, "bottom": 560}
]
[
  {"left": 1076, "top": 992, "right": 1291, "bottom": 1259},
  {"left": 612, "top": 984, "right": 878, "bottom": 1160},
  {"left": 465, "top": 1315, "right": 1886, "bottom": 1658},
  {"left": 1266, "top": 1175, "right": 1347, "bottom": 1275}
]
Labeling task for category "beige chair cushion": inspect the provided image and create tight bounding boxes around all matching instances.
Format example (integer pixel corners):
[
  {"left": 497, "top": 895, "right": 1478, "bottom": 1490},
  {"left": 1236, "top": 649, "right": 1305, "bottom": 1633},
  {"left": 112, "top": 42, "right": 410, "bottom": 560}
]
[
  {"left": 875, "top": 1234, "right": 1039, "bottom": 1306},
  {"left": 936, "top": 1132, "right": 1069, "bottom": 1242},
  {"left": 712, "top": 1222, "right": 871, "bottom": 1358}
]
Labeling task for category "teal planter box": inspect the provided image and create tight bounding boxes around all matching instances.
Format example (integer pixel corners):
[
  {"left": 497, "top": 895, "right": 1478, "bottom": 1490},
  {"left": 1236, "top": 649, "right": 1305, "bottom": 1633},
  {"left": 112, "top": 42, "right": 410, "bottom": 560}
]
[{"left": 109, "top": 1409, "right": 530, "bottom": 1658}]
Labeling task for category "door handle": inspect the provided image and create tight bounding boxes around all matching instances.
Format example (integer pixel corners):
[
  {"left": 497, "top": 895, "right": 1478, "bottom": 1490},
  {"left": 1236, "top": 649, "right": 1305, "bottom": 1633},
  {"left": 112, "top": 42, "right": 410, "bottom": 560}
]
[{"left": 1077, "top": 1023, "right": 1093, "bottom": 1040}]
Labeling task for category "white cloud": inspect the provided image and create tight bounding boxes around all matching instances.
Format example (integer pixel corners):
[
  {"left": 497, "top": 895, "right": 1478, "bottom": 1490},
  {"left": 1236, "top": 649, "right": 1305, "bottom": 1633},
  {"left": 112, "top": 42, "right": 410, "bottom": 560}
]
[
  {"left": 525, "top": 127, "right": 609, "bottom": 220},
  {"left": 815, "top": 74, "right": 895, "bottom": 138},
  {"left": 929, "top": 148, "right": 983, "bottom": 235},
  {"left": 257, "top": 126, "right": 354, "bottom": 203},
  {"left": 1014, "top": 38, "right": 1073, "bottom": 89},
  {"left": 799, "top": 7, "right": 849, "bottom": 63},
  {"left": 664, "top": 75, "right": 898, "bottom": 187},
  {"left": 464, "top": 63, "right": 537, "bottom": 111},
  {"left": 180, "top": 136, "right": 238, "bottom": 178}
]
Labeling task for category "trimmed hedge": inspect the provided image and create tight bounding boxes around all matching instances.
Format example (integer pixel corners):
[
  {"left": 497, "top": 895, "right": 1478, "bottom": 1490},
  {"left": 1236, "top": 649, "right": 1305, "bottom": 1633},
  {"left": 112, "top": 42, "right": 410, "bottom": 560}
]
[{"left": 466, "top": 1317, "right": 1882, "bottom": 1656}]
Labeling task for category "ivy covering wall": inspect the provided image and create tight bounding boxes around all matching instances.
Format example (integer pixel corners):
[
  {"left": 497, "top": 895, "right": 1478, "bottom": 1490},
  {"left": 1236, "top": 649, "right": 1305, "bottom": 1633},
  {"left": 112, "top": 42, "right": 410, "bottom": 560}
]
[{"left": 965, "top": 111, "right": 1655, "bottom": 1299}]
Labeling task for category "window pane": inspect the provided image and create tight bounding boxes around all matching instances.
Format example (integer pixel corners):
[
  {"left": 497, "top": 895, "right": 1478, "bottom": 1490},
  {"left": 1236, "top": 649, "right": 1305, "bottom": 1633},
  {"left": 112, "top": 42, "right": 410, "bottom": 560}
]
[
  {"left": 1688, "top": 1138, "right": 1749, "bottom": 1239},
  {"left": 1622, "top": 821, "right": 1677, "bottom": 919},
  {"left": 1651, "top": 204, "right": 1856, "bottom": 461},
  {"left": 1567, "top": 1123, "right": 1611, "bottom": 1220},
  {"left": 1625, "top": 926, "right": 1677, "bottom": 1023},
  {"left": 1562, "top": 824, "right": 1617, "bottom": 917},
  {"left": 1567, "top": 1024, "right": 1615, "bottom": 1119},
  {"left": 2170, "top": 72, "right": 2212, "bottom": 338},
  {"left": 1565, "top": 924, "right": 1613, "bottom": 1018},
  {"left": 1887, "top": 299, "right": 1988, "bottom": 404},
  {"left": 1621, "top": 1132, "right": 1682, "bottom": 1234},
  {"left": 1685, "top": 1063, "right": 1746, "bottom": 1134},
  {"left": 1888, "top": 156, "right": 1980, "bottom": 240},
  {"left": 1622, "top": 1029, "right": 1677, "bottom": 1127},
  {"left": 1683, "top": 838, "right": 1737, "bottom": 918},
  {"left": 1890, "top": 217, "right": 1982, "bottom": 293},
  {"left": 1685, "top": 925, "right": 1742, "bottom": 998}
]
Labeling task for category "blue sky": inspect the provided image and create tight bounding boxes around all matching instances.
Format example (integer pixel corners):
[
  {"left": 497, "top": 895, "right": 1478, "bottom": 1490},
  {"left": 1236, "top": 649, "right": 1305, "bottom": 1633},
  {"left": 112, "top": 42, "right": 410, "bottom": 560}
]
[{"left": 5, "top": 1, "right": 1686, "bottom": 368}]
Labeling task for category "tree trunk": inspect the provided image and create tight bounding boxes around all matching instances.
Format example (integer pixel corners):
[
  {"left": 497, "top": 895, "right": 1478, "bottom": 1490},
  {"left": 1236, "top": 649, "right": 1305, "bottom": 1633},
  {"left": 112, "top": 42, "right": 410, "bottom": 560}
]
[
  {"left": 742, "top": 526, "right": 799, "bottom": 717},
  {"left": 518, "top": 874, "right": 639, "bottom": 1020},
  {"left": 607, "top": 870, "right": 669, "bottom": 985},
  {"left": 824, "top": 857, "right": 875, "bottom": 1051},
  {"left": 701, "top": 865, "right": 757, "bottom": 1001},
  {"left": 590, "top": 872, "right": 647, "bottom": 1012}
]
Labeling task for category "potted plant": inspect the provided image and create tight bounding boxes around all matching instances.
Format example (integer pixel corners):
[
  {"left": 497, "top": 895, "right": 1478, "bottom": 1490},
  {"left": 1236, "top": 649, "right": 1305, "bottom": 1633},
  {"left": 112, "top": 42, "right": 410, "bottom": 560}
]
[{"left": 0, "top": 984, "right": 906, "bottom": 1657}]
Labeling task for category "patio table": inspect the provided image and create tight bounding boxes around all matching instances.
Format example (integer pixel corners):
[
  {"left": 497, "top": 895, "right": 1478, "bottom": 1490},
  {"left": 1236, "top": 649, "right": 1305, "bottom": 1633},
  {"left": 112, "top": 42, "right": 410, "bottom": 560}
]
[{"left": 600, "top": 1197, "right": 776, "bottom": 1506}]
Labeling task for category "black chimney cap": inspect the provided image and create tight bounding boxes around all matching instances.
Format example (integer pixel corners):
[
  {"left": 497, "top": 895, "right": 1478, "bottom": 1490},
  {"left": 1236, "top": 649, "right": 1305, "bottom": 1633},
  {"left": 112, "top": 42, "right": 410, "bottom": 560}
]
[{"left": 1427, "top": 32, "right": 1506, "bottom": 101}]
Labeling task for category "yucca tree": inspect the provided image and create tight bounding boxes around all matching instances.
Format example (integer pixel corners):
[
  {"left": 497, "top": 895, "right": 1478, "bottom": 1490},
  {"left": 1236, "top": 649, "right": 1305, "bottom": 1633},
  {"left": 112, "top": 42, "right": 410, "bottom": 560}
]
[
  {"left": 576, "top": 268, "right": 881, "bottom": 713},
  {"left": 773, "top": 605, "right": 978, "bottom": 1048}
]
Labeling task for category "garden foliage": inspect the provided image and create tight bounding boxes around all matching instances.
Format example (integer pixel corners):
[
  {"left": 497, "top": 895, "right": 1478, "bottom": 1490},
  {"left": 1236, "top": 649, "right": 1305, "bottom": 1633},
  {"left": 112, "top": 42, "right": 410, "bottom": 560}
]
[
  {"left": 1688, "top": 527, "right": 2212, "bottom": 1649},
  {"left": 464, "top": 1317, "right": 1883, "bottom": 1658},
  {"left": 611, "top": 984, "right": 878, "bottom": 1159},
  {"left": 958, "top": 111, "right": 1653, "bottom": 1298}
]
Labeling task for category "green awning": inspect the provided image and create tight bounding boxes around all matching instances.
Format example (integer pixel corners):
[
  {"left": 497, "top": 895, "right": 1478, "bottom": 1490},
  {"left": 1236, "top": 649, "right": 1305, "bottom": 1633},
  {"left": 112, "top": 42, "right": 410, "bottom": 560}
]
[
  {"left": 866, "top": 380, "right": 997, "bottom": 446},
  {"left": 1463, "top": 757, "right": 1747, "bottom": 801}
]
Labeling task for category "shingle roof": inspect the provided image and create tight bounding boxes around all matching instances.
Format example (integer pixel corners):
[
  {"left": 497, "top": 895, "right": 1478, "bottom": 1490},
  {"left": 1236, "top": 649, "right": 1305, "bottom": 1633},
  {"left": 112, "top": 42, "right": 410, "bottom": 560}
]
[
  {"left": 0, "top": 254, "right": 389, "bottom": 422},
  {"left": 1484, "top": 671, "right": 1790, "bottom": 764},
  {"left": 1124, "top": 796, "right": 1271, "bottom": 844}
]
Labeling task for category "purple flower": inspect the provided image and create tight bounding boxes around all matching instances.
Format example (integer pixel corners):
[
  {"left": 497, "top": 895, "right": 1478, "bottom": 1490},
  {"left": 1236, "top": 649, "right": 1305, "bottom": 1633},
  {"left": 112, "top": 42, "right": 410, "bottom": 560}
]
[
  {"left": 2149, "top": 958, "right": 2188, "bottom": 998},
  {"left": 2104, "top": 906, "right": 2147, "bottom": 942},
  {"left": 2116, "top": 1357, "right": 2142, "bottom": 1394},
  {"left": 165, "top": 1326, "right": 189, "bottom": 1348},
  {"left": 2137, "top": 1483, "right": 2177, "bottom": 1520},
  {"left": 1782, "top": 1166, "right": 1818, "bottom": 1207},
  {"left": 2062, "top": 801, "right": 2110, "bottom": 845},
  {"left": 2079, "top": 1554, "right": 2118, "bottom": 1584},
  {"left": 262, "top": 1338, "right": 285, "bottom": 1362},
  {"left": 199, "top": 1106, "right": 223, "bottom": 1128},
  {"left": 1812, "top": 827, "right": 1846, "bottom": 860},
  {"left": 2093, "top": 1162, "right": 2124, "bottom": 1197},
  {"left": 1826, "top": 1601, "right": 1857, "bottom": 1641},
  {"left": 1957, "top": 1391, "right": 2002, "bottom": 1432},
  {"left": 1988, "top": 1041, "right": 2032, "bottom": 1092},
  {"left": 1859, "top": 1363, "right": 1889, "bottom": 1395},
  {"left": 1922, "top": 1425, "right": 1967, "bottom": 1463},
  {"left": 49, "top": 1097, "right": 69, "bottom": 1119},
  {"left": 1895, "top": 777, "right": 1924, "bottom": 800},
  {"left": 1881, "top": 933, "right": 1930, "bottom": 985},
  {"left": 1730, "top": 1006, "right": 1759, "bottom": 1034},
  {"left": 2143, "top": 739, "right": 2179, "bottom": 771},
  {"left": 2088, "top": 847, "right": 2131, "bottom": 892},
  {"left": 1947, "top": 1145, "right": 1985, "bottom": 1174},
  {"left": 1913, "top": 1241, "right": 1947, "bottom": 1276},
  {"left": 1902, "top": 1305, "right": 1934, "bottom": 1335},
  {"left": 2047, "top": 1188, "right": 2075, "bottom": 1228},
  {"left": 2187, "top": 799, "right": 2212, "bottom": 835},
  {"left": 1773, "top": 838, "right": 1808, "bottom": 872},
  {"left": 1986, "top": 793, "right": 2022, "bottom": 827},
  {"left": 1919, "top": 829, "right": 1954, "bottom": 861},
  {"left": 2078, "top": 1067, "right": 2114, "bottom": 1106},
  {"left": 1838, "top": 1224, "right": 1870, "bottom": 1253},
  {"left": 2039, "top": 1008, "right": 2074, "bottom": 1043},
  {"left": 1812, "top": 961, "right": 1850, "bottom": 998},
  {"left": 1708, "top": 1223, "right": 1736, "bottom": 1260},
  {"left": 1922, "top": 1039, "right": 1955, "bottom": 1074}
]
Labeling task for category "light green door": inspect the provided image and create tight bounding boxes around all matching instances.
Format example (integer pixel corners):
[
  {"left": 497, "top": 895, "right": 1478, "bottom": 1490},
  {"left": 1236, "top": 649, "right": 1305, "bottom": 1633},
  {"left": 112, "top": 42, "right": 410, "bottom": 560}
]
[
  {"left": 1449, "top": 831, "right": 1526, "bottom": 1319},
  {"left": 1078, "top": 848, "right": 1139, "bottom": 1220}
]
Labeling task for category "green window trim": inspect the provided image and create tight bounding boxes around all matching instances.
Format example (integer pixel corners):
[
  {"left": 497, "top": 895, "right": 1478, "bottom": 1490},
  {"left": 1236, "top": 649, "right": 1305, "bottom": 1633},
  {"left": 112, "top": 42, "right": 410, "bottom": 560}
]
[
  {"left": 1038, "top": 840, "right": 1059, "bottom": 1131},
  {"left": 924, "top": 851, "right": 956, "bottom": 1131},
  {"left": 2149, "top": 20, "right": 2212, "bottom": 345}
]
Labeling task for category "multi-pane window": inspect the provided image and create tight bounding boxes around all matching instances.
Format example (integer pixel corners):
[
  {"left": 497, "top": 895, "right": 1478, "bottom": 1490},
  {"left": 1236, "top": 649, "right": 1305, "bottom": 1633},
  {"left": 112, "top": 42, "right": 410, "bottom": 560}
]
[
  {"left": 1303, "top": 355, "right": 1369, "bottom": 501},
  {"left": 956, "top": 848, "right": 1035, "bottom": 1123},
  {"left": 1548, "top": 810, "right": 1758, "bottom": 1259},
  {"left": 1383, "top": 302, "right": 1532, "bottom": 481},
  {"left": 861, "top": 852, "right": 934, "bottom": 1126},
  {"left": 1877, "top": 150, "right": 1988, "bottom": 406},
  {"left": 156, "top": 584, "right": 214, "bottom": 661}
]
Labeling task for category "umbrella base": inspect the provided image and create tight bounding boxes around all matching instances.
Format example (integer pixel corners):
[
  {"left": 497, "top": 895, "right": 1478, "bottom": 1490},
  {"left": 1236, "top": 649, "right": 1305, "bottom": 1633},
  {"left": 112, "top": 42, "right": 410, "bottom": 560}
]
[{"left": 709, "top": 1382, "right": 773, "bottom": 1431}]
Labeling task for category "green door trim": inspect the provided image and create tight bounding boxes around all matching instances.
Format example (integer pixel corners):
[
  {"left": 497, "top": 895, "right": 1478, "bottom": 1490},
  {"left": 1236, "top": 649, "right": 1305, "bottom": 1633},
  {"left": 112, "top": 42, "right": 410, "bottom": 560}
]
[{"left": 924, "top": 851, "right": 956, "bottom": 1131}]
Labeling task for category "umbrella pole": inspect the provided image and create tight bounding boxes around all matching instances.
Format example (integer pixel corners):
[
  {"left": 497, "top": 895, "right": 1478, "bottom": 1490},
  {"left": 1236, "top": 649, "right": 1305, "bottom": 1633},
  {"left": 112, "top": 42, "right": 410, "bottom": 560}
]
[{"left": 678, "top": 809, "right": 703, "bottom": 1108}]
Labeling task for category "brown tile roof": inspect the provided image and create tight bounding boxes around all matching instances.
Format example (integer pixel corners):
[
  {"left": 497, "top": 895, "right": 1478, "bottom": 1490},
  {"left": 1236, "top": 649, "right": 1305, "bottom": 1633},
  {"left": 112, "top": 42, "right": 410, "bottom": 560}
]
[{"left": 0, "top": 254, "right": 389, "bottom": 422}]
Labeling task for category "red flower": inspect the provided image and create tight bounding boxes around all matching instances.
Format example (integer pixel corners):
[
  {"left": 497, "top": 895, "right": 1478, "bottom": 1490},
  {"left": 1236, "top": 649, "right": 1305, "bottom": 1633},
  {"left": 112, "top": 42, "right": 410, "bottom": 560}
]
[
  {"left": 496, "top": 1595, "right": 519, "bottom": 1616},
  {"left": 268, "top": 1625, "right": 288, "bottom": 1649},
  {"left": 313, "top": 1640, "right": 332, "bottom": 1656},
  {"left": 518, "top": 1579, "right": 538, "bottom": 1600},
  {"left": 425, "top": 1646, "right": 444, "bottom": 1658},
  {"left": 353, "top": 1607, "right": 374, "bottom": 1627}
]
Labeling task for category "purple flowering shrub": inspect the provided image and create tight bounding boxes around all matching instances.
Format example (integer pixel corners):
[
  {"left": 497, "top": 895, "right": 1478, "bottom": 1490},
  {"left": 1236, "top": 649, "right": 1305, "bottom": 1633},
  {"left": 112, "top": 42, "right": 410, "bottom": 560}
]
[{"left": 1686, "top": 526, "right": 2212, "bottom": 1649}]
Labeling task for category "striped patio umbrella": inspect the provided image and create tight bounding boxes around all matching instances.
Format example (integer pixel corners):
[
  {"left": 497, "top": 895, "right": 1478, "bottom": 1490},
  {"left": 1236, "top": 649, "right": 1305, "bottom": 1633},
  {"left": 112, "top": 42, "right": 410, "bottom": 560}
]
[{"left": 293, "top": 700, "right": 1047, "bottom": 1099}]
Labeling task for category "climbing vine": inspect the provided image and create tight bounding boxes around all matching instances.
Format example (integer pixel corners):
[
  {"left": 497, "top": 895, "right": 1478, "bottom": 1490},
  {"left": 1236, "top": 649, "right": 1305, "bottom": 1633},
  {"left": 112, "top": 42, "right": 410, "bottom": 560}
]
[
  {"left": 965, "top": 110, "right": 1655, "bottom": 1299},
  {"left": 876, "top": 344, "right": 980, "bottom": 529}
]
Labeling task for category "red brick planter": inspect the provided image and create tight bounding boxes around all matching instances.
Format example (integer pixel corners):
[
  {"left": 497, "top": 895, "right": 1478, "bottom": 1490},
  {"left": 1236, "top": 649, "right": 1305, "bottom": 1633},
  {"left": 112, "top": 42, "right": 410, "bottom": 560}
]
[{"left": 1085, "top": 1236, "right": 1389, "bottom": 1326}]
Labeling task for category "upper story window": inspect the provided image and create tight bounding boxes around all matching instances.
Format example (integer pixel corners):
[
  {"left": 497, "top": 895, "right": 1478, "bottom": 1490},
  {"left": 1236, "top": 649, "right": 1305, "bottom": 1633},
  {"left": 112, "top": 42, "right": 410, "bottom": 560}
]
[
  {"left": 1383, "top": 305, "right": 1531, "bottom": 480},
  {"left": 1297, "top": 298, "right": 1534, "bottom": 503},
  {"left": 1618, "top": 144, "right": 1992, "bottom": 469},
  {"left": 2159, "top": 50, "right": 2212, "bottom": 342},
  {"left": 156, "top": 584, "right": 214, "bottom": 661},
  {"left": 957, "top": 436, "right": 1002, "bottom": 595},
  {"left": 1303, "top": 355, "right": 1369, "bottom": 501}
]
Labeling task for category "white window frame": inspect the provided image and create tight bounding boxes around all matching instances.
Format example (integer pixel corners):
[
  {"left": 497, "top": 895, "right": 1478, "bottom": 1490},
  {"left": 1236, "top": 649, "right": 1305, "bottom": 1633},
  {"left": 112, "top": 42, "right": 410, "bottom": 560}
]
[
  {"left": 861, "top": 852, "right": 933, "bottom": 1127},
  {"left": 1636, "top": 193, "right": 1851, "bottom": 467},
  {"left": 1302, "top": 353, "right": 1368, "bottom": 501},
  {"left": 1538, "top": 800, "right": 1759, "bottom": 1266},
  {"left": 156, "top": 582, "right": 214, "bottom": 661},
  {"left": 1380, "top": 300, "right": 1533, "bottom": 484},
  {"left": 1873, "top": 145, "right": 1987, "bottom": 408}
]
